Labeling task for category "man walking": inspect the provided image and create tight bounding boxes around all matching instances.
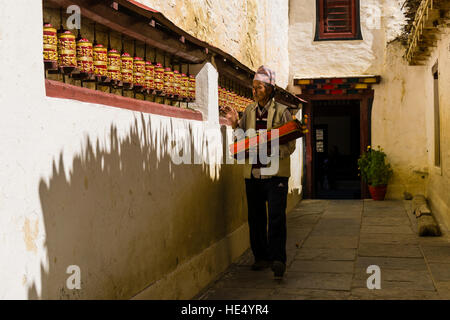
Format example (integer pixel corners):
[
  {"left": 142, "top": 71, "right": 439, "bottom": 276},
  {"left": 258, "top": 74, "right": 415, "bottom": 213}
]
[{"left": 222, "top": 66, "right": 295, "bottom": 279}]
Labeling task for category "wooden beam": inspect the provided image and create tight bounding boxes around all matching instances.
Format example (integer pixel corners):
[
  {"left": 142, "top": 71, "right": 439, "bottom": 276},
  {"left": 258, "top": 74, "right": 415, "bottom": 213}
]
[
  {"left": 360, "top": 98, "right": 369, "bottom": 199},
  {"left": 304, "top": 102, "right": 314, "bottom": 199}
]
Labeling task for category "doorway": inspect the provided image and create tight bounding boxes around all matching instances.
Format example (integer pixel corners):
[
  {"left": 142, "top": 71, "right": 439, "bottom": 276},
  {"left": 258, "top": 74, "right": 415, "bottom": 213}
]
[{"left": 313, "top": 100, "right": 361, "bottom": 199}]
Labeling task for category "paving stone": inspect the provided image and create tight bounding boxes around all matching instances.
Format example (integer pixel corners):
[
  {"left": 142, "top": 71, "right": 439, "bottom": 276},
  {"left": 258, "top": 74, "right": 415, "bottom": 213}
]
[
  {"left": 289, "top": 209, "right": 325, "bottom": 216},
  {"left": 359, "top": 233, "right": 419, "bottom": 245},
  {"left": 360, "top": 225, "right": 414, "bottom": 235},
  {"left": 363, "top": 206, "right": 406, "bottom": 213},
  {"left": 421, "top": 246, "right": 450, "bottom": 263},
  {"left": 295, "top": 248, "right": 356, "bottom": 261},
  {"left": 302, "top": 236, "right": 359, "bottom": 249},
  {"left": 286, "top": 227, "right": 312, "bottom": 241},
  {"left": 288, "top": 215, "right": 321, "bottom": 227},
  {"left": 289, "top": 260, "right": 354, "bottom": 273},
  {"left": 435, "top": 281, "right": 450, "bottom": 299},
  {"left": 362, "top": 216, "right": 410, "bottom": 226},
  {"left": 353, "top": 266, "right": 433, "bottom": 283},
  {"left": 234, "top": 249, "right": 254, "bottom": 266},
  {"left": 418, "top": 237, "right": 450, "bottom": 247},
  {"left": 277, "top": 272, "right": 353, "bottom": 291},
  {"left": 355, "top": 257, "right": 428, "bottom": 271},
  {"left": 358, "top": 243, "right": 423, "bottom": 258},
  {"left": 428, "top": 263, "right": 450, "bottom": 281},
  {"left": 269, "top": 288, "right": 351, "bottom": 300},
  {"left": 364, "top": 200, "right": 405, "bottom": 208},
  {"left": 351, "top": 277, "right": 436, "bottom": 291},
  {"left": 197, "top": 199, "right": 450, "bottom": 301},
  {"left": 213, "top": 268, "right": 279, "bottom": 289},
  {"left": 201, "top": 287, "right": 274, "bottom": 300},
  {"left": 349, "top": 288, "right": 440, "bottom": 300},
  {"left": 309, "top": 226, "right": 361, "bottom": 237},
  {"left": 322, "top": 211, "right": 362, "bottom": 219}
]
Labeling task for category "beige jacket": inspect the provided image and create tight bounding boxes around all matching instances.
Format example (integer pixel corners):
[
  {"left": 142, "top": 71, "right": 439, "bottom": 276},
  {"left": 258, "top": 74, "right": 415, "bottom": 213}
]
[{"left": 236, "top": 99, "right": 296, "bottom": 179}]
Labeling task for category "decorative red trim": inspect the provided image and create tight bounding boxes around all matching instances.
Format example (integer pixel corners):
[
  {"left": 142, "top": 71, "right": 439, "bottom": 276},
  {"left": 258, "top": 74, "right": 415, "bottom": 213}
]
[{"left": 45, "top": 80, "right": 203, "bottom": 121}]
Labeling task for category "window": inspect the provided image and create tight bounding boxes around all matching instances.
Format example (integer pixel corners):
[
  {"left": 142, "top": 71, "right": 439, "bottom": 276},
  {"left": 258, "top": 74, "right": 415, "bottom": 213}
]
[
  {"left": 314, "top": 0, "right": 362, "bottom": 41},
  {"left": 433, "top": 62, "right": 441, "bottom": 168}
]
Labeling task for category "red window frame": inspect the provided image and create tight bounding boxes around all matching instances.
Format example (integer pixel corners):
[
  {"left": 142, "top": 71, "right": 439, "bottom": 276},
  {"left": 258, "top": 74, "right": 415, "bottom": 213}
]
[{"left": 315, "top": 0, "right": 362, "bottom": 41}]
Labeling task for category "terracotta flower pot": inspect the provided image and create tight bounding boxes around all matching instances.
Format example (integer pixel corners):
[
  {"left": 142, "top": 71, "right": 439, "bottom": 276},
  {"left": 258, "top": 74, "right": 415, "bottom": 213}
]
[{"left": 369, "top": 185, "right": 387, "bottom": 201}]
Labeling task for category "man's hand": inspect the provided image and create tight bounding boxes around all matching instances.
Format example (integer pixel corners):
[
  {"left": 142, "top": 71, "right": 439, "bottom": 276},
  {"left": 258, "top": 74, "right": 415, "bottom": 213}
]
[{"left": 220, "top": 105, "right": 240, "bottom": 129}]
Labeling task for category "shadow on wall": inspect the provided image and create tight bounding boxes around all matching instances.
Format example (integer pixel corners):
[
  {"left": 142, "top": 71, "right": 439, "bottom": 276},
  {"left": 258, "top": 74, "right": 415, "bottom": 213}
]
[{"left": 27, "top": 114, "right": 248, "bottom": 299}]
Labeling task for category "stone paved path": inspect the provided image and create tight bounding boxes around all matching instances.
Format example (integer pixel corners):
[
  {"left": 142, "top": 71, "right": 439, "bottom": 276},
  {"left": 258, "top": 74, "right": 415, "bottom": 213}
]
[{"left": 196, "top": 199, "right": 450, "bottom": 300}]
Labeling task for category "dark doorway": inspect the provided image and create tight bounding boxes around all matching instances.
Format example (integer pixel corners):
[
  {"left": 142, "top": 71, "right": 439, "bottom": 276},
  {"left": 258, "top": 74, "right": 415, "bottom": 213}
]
[{"left": 313, "top": 100, "right": 361, "bottom": 199}]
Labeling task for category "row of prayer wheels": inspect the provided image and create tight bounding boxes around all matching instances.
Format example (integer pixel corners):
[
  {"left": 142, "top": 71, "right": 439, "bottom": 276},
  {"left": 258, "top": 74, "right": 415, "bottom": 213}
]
[
  {"left": 43, "top": 24, "right": 196, "bottom": 99},
  {"left": 218, "top": 86, "right": 253, "bottom": 113}
]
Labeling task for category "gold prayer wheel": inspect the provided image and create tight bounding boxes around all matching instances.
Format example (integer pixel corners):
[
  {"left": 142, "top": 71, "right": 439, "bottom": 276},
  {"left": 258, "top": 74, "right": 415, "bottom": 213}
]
[
  {"left": 43, "top": 23, "right": 58, "bottom": 62},
  {"left": 58, "top": 30, "right": 76, "bottom": 67},
  {"left": 181, "top": 73, "right": 189, "bottom": 99},
  {"left": 76, "top": 38, "right": 93, "bottom": 73},
  {"left": 154, "top": 63, "right": 164, "bottom": 91},
  {"left": 133, "top": 56, "right": 145, "bottom": 86},
  {"left": 93, "top": 44, "right": 107, "bottom": 76},
  {"left": 145, "top": 61, "right": 155, "bottom": 90},
  {"left": 218, "top": 86, "right": 224, "bottom": 108},
  {"left": 164, "top": 67, "right": 174, "bottom": 95},
  {"left": 188, "top": 75, "right": 196, "bottom": 100},
  {"left": 231, "top": 91, "right": 237, "bottom": 111},
  {"left": 173, "top": 70, "right": 181, "bottom": 96},
  {"left": 107, "top": 49, "right": 121, "bottom": 81},
  {"left": 121, "top": 52, "right": 133, "bottom": 83}
]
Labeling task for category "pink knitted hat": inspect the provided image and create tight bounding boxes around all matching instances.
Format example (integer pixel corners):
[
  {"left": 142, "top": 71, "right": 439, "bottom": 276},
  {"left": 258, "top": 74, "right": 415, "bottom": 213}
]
[{"left": 253, "top": 65, "right": 276, "bottom": 86}]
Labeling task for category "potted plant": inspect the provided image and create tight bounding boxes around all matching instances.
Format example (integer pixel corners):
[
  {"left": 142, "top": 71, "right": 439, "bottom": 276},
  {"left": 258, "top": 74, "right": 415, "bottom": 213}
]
[{"left": 357, "top": 145, "right": 393, "bottom": 201}]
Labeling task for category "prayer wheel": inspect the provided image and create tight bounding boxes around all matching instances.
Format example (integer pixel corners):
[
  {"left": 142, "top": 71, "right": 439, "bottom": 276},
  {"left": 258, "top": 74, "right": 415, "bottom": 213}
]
[
  {"left": 93, "top": 44, "right": 108, "bottom": 76},
  {"left": 145, "top": 61, "right": 155, "bottom": 91},
  {"left": 76, "top": 38, "right": 93, "bottom": 73},
  {"left": 58, "top": 30, "right": 76, "bottom": 67},
  {"left": 107, "top": 49, "right": 121, "bottom": 81},
  {"left": 218, "top": 86, "right": 224, "bottom": 108},
  {"left": 164, "top": 67, "right": 174, "bottom": 96},
  {"left": 173, "top": 70, "right": 181, "bottom": 96},
  {"left": 180, "top": 73, "right": 189, "bottom": 99},
  {"left": 133, "top": 56, "right": 145, "bottom": 87},
  {"left": 121, "top": 52, "right": 133, "bottom": 83},
  {"left": 43, "top": 23, "right": 58, "bottom": 63},
  {"left": 154, "top": 63, "right": 164, "bottom": 92},
  {"left": 230, "top": 91, "right": 237, "bottom": 111},
  {"left": 188, "top": 75, "right": 196, "bottom": 100}
]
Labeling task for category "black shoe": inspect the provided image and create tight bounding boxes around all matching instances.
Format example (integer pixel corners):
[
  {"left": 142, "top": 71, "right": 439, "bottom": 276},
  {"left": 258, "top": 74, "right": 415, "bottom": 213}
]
[
  {"left": 271, "top": 261, "right": 286, "bottom": 279},
  {"left": 251, "top": 260, "right": 271, "bottom": 271}
]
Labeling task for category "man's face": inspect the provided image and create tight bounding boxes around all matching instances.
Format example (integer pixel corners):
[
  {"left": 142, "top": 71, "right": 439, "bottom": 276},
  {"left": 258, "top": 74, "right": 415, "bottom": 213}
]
[{"left": 252, "top": 80, "right": 271, "bottom": 104}]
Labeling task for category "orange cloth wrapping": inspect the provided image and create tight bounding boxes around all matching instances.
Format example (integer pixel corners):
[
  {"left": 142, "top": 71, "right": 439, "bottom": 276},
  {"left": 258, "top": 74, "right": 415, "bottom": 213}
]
[{"left": 229, "top": 119, "right": 305, "bottom": 159}]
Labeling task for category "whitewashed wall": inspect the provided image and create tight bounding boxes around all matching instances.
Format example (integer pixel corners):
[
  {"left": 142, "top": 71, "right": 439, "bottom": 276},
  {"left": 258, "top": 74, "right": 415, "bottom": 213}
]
[
  {"left": 0, "top": 0, "right": 302, "bottom": 299},
  {"left": 288, "top": 0, "right": 406, "bottom": 92},
  {"left": 138, "top": 0, "right": 290, "bottom": 88}
]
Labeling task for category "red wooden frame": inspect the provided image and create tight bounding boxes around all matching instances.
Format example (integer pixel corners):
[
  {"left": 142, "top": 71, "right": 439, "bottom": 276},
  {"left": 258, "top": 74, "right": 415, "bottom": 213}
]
[
  {"left": 299, "top": 92, "right": 373, "bottom": 199},
  {"left": 45, "top": 80, "right": 203, "bottom": 121},
  {"left": 316, "top": 0, "right": 361, "bottom": 41}
]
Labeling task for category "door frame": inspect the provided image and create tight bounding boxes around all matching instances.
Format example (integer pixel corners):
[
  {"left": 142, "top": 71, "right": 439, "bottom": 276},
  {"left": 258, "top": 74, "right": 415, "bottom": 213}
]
[{"left": 300, "top": 91, "right": 374, "bottom": 199}]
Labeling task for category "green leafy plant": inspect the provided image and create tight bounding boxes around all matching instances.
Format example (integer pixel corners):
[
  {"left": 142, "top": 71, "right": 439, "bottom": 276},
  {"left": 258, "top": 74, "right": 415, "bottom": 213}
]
[{"left": 358, "top": 146, "right": 393, "bottom": 187}]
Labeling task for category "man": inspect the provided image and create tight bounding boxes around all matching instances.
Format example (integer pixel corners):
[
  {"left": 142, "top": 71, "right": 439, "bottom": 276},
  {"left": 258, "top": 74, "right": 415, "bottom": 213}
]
[{"left": 221, "top": 66, "right": 295, "bottom": 279}]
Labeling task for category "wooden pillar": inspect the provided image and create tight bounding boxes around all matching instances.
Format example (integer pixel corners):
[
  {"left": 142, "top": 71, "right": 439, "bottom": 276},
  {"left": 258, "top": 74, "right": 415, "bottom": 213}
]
[
  {"left": 360, "top": 97, "right": 370, "bottom": 199},
  {"left": 304, "top": 102, "right": 314, "bottom": 199}
]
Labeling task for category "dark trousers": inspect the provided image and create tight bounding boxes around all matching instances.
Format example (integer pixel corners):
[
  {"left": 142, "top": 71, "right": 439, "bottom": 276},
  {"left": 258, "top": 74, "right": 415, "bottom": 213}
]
[{"left": 245, "top": 176, "right": 289, "bottom": 263}]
